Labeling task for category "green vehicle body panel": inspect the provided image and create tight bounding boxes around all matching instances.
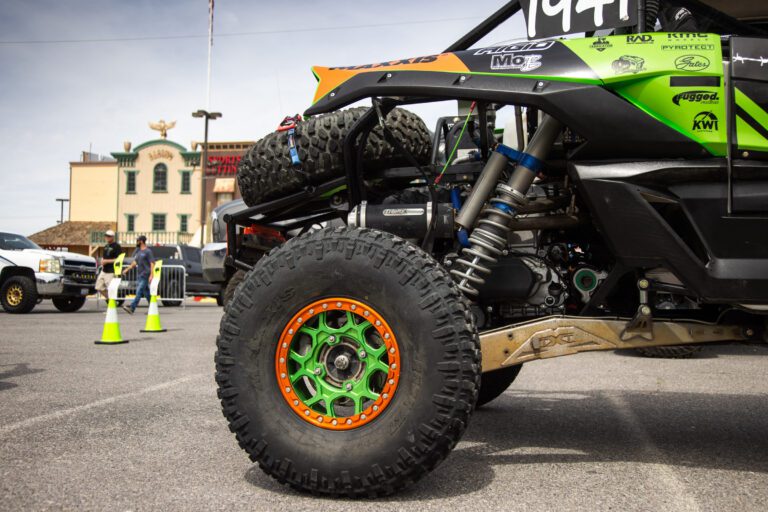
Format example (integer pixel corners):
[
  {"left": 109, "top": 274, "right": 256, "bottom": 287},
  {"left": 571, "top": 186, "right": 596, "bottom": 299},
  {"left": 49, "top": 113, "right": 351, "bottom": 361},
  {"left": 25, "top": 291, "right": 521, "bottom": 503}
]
[
  {"left": 564, "top": 33, "right": 727, "bottom": 156},
  {"left": 309, "top": 33, "right": 767, "bottom": 155}
]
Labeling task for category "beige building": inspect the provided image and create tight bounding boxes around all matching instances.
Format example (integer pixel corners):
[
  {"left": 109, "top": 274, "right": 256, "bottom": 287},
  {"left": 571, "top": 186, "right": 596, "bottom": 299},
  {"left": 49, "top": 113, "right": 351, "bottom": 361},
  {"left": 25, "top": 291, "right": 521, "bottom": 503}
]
[
  {"left": 110, "top": 139, "right": 201, "bottom": 243},
  {"left": 60, "top": 123, "right": 254, "bottom": 254}
]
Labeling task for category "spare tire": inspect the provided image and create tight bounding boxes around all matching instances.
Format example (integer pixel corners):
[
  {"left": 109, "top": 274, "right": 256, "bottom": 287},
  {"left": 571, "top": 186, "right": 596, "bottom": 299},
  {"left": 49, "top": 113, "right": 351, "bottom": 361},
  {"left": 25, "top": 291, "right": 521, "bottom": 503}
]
[{"left": 237, "top": 107, "right": 432, "bottom": 206}]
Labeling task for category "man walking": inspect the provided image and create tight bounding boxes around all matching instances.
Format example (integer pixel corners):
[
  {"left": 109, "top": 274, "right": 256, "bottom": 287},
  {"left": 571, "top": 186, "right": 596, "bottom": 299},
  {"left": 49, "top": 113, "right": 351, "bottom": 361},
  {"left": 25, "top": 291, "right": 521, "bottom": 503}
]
[
  {"left": 95, "top": 229, "right": 122, "bottom": 299},
  {"left": 122, "top": 235, "right": 155, "bottom": 315}
]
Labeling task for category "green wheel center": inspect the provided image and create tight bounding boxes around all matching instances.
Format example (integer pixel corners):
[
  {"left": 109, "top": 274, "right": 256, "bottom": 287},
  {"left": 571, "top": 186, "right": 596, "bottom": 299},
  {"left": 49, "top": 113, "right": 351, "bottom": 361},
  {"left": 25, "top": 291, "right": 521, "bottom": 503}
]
[{"left": 281, "top": 305, "right": 395, "bottom": 423}]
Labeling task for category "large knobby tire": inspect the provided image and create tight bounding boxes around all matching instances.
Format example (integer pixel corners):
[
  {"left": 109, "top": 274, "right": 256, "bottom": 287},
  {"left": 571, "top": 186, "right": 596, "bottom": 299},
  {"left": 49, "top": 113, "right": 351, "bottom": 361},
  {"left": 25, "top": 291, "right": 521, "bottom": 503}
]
[
  {"left": 476, "top": 364, "right": 523, "bottom": 408},
  {"left": 52, "top": 296, "right": 86, "bottom": 312},
  {"left": 237, "top": 107, "right": 432, "bottom": 206},
  {"left": 0, "top": 275, "right": 37, "bottom": 314},
  {"left": 635, "top": 345, "right": 703, "bottom": 358},
  {"left": 221, "top": 270, "right": 246, "bottom": 309},
  {"left": 215, "top": 227, "right": 480, "bottom": 497}
]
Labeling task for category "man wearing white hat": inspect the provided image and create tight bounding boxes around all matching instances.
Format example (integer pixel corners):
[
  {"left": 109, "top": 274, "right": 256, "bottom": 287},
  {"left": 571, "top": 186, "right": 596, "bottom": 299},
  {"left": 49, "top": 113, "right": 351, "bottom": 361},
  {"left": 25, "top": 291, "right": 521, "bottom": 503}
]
[{"left": 95, "top": 229, "right": 122, "bottom": 299}]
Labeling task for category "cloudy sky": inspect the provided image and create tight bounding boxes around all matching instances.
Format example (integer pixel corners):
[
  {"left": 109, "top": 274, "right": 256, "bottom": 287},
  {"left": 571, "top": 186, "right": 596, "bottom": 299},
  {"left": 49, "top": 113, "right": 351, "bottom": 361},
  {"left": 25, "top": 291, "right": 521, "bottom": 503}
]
[{"left": 0, "top": 0, "right": 525, "bottom": 235}]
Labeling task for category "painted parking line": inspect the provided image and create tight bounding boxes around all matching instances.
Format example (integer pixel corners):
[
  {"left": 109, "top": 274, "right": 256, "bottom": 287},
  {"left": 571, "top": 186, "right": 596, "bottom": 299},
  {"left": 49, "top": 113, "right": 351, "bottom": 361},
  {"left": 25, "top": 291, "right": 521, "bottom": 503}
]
[{"left": 0, "top": 373, "right": 207, "bottom": 437}]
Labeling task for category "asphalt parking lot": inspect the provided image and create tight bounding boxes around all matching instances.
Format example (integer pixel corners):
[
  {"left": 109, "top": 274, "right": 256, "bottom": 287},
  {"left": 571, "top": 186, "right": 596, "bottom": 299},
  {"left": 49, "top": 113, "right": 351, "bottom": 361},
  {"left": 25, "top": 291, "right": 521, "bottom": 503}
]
[{"left": 1, "top": 300, "right": 767, "bottom": 511}]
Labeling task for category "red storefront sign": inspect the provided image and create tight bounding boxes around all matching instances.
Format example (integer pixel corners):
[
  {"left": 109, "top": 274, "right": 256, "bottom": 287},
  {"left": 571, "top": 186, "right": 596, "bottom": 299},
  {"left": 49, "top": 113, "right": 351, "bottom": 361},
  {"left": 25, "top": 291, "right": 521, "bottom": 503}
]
[{"left": 206, "top": 155, "right": 242, "bottom": 176}]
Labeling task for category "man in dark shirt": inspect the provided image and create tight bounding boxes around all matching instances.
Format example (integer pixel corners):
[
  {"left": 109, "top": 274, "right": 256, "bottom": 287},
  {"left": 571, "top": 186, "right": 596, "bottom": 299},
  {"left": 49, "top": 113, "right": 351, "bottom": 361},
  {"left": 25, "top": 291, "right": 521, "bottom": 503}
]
[
  {"left": 95, "top": 229, "right": 123, "bottom": 299},
  {"left": 122, "top": 235, "right": 155, "bottom": 314}
]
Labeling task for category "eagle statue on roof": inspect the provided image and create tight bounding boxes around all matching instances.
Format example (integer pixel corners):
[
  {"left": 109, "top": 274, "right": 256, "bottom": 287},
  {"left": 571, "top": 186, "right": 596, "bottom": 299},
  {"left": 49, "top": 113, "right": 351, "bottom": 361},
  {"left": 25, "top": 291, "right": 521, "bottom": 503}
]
[{"left": 149, "top": 120, "right": 176, "bottom": 139}]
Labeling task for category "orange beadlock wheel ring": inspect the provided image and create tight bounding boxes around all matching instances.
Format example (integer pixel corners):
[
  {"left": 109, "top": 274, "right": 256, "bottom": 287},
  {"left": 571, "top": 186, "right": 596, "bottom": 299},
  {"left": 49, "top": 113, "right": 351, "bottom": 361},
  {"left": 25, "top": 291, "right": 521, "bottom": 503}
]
[{"left": 275, "top": 298, "right": 401, "bottom": 430}]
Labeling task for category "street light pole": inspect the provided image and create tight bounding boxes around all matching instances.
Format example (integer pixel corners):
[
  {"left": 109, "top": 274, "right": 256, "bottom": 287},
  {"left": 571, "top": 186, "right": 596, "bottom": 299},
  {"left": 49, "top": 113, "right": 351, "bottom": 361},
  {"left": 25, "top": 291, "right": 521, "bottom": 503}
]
[
  {"left": 192, "top": 109, "right": 222, "bottom": 246},
  {"left": 55, "top": 198, "right": 69, "bottom": 224}
]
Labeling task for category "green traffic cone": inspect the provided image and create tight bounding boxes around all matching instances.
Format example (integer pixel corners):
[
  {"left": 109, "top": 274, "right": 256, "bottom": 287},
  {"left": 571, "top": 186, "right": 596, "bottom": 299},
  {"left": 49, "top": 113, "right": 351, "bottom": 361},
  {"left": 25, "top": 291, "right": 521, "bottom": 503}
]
[
  {"left": 95, "top": 298, "right": 128, "bottom": 344},
  {"left": 140, "top": 294, "right": 166, "bottom": 333}
]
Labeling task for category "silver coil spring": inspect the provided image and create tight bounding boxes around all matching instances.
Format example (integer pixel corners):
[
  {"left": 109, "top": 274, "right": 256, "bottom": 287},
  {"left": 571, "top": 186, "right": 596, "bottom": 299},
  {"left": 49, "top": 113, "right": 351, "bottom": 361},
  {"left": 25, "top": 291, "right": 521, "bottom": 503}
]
[{"left": 450, "top": 184, "right": 524, "bottom": 296}]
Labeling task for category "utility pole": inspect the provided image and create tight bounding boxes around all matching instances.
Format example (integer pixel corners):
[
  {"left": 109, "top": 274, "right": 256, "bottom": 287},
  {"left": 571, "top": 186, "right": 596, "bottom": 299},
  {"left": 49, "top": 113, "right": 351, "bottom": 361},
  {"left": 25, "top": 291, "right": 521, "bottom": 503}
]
[
  {"left": 55, "top": 198, "right": 69, "bottom": 224},
  {"left": 192, "top": 110, "right": 221, "bottom": 245}
]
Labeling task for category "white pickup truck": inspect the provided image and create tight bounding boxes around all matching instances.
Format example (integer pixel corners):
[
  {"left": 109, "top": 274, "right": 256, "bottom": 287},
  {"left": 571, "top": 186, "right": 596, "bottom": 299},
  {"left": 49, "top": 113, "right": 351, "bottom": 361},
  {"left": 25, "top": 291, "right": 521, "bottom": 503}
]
[{"left": 0, "top": 232, "right": 97, "bottom": 313}]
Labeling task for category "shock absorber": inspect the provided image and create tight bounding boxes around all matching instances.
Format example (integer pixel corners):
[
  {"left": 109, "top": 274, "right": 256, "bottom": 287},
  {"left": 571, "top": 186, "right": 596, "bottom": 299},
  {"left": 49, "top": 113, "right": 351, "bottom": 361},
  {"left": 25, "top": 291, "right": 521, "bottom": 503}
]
[{"left": 451, "top": 115, "right": 563, "bottom": 296}]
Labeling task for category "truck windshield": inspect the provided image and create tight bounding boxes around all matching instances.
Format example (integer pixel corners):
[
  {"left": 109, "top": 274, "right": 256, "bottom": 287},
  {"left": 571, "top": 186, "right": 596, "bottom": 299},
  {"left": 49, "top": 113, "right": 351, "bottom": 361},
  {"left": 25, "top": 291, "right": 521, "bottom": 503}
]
[{"left": 0, "top": 232, "right": 42, "bottom": 251}]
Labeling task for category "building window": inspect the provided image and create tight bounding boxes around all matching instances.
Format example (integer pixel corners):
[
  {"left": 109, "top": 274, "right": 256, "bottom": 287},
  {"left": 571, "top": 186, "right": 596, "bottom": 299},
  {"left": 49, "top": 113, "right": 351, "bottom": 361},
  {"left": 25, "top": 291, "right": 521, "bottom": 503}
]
[
  {"left": 179, "top": 214, "right": 189, "bottom": 233},
  {"left": 152, "top": 213, "right": 166, "bottom": 231},
  {"left": 126, "top": 214, "right": 136, "bottom": 232},
  {"left": 153, "top": 164, "right": 167, "bottom": 192},
  {"left": 180, "top": 171, "right": 191, "bottom": 194},
  {"left": 126, "top": 171, "right": 137, "bottom": 194}
]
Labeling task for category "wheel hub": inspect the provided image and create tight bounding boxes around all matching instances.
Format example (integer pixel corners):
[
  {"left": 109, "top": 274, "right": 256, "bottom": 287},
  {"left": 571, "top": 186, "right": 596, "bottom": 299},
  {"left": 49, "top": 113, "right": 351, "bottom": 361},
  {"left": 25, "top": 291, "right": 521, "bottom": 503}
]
[
  {"left": 7, "top": 284, "right": 22, "bottom": 307},
  {"left": 275, "top": 298, "right": 400, "bottom": 430}
]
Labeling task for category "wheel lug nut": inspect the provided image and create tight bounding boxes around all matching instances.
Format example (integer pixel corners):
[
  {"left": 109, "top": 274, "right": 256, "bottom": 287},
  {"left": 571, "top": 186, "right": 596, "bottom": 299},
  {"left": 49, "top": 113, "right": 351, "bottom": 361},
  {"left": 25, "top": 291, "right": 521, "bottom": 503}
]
[
  {"left": 359, "top": 350, "right": 366, "bottom": 358},
  {"left": 345, "top": 383, "right": 353, "bottom": 391},
  {"left": 314, "top": 368, "right": 322, "bottom": 375},
  {"left": 389, "top": 347, "right": 395, "bottom": 354},
  {"left": 336, "top": 302, "right": 342, "bottom": 307},
  {"left": 351, "top": 304, "right": 356, "bottom": 310},
  {"left": 346, "top": 419, "right": 353, "bottom": 425},
  {"left": 328, "top": 335, "right": 336, "bottom": 343}
]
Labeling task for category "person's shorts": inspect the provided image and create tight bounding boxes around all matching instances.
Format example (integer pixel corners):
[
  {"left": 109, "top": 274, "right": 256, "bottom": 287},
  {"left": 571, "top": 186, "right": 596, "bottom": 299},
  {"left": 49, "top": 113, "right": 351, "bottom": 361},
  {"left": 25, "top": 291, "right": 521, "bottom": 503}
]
[{"left": 95, "top": 271, "right": 114, "bottom": 292}]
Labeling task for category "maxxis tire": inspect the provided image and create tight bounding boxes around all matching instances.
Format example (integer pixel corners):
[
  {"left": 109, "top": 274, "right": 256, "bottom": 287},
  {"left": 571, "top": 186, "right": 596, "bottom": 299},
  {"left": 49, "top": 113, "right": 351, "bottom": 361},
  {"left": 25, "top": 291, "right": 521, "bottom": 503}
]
[
  {"left": 215, "top": 227, "right": 480, "bottom": 497},
  {"left": 0, "top": 275, "right": 37, "bottom": 314},
  {"left": 635, "top": 345, "right": 703, "bottom": 358},
  {"left": 52, "top": 296, "right": 87, "bottom": 312},
  {"left": 476, "top": 364, "right": 523, "bottom": 408},
  {"left": 222, "top": 270, "right": 246, "bottom": 309},
  {"left": 237, "top": 107, "right": 432, "bottom": 206}
]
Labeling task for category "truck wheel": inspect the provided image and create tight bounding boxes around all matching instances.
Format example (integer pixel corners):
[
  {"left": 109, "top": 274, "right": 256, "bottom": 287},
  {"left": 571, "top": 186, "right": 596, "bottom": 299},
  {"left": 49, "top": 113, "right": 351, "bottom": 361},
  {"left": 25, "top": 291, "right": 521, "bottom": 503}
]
[
  {"left": 635, "top": 345, "right": 703, "bottom": 358},
  {"left": 222, "top": 270, "right": 246, "bottom": 309},
  {"left": 237, "top": 107, "right": 432, "bottom": 206},
  {"left": 216, "top": 227, "right": 480, "bottom": 497},
  {"left": 52, "top": 296, "right": 87, "bottom": 312},
  {"left": 1, "top": 275, "right": 38, "bottom": 314},
  {"left": 476, "top": 364, "right": 523, "bottom": 408}
]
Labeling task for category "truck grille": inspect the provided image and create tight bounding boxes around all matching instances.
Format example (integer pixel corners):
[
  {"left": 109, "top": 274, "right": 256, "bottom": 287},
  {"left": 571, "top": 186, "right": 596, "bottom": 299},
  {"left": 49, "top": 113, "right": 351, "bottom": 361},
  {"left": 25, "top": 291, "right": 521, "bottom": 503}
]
[{"left": 63, "top": 261, "right": 97, "bottom": 283}]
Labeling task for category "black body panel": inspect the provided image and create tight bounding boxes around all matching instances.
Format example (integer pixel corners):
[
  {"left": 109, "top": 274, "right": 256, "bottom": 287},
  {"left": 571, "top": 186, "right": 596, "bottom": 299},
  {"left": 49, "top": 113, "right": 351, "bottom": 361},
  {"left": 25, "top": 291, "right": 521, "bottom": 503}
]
[
  {"left": 572, "top": 159, "right": 768, "bottom": 303},
  {"left": 306, "top": 72, "right": 704, "bottom": 160}
]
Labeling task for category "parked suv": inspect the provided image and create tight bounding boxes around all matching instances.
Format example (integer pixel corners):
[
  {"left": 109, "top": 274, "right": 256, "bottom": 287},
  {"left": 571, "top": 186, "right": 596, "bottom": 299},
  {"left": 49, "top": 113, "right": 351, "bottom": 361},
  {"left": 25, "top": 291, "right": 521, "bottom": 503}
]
[{"left": 0, "top": 232, "right": 97, "bottom": 313}]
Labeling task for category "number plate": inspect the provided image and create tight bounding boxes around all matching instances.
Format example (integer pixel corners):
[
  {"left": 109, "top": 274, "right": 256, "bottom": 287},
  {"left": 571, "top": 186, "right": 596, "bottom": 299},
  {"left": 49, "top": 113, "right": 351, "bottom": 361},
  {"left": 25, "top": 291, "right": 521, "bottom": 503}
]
[{"left": 520, "top": 0, "right": 638, "bottom": 40}]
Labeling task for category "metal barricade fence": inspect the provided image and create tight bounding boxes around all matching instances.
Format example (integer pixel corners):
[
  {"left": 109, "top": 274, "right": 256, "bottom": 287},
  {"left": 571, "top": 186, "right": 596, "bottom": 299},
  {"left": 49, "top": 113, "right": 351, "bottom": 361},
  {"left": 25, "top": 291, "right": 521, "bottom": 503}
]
[{"left": 114, "top": 264, "right": 187, "bottom": 308}]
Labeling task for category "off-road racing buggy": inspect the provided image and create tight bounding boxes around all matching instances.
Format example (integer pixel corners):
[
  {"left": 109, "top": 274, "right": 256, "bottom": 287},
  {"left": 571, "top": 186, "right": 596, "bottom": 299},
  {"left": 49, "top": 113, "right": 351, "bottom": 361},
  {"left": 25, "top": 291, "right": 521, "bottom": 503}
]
[{"left": 216, "top": 0, "right": 768, "bottom": 497}]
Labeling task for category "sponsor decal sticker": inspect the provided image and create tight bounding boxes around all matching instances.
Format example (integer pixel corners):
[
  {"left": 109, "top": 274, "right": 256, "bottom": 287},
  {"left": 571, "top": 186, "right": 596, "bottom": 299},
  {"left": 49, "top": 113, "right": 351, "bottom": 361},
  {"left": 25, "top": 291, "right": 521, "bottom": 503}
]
[
  {"left": 674, "top": 54, "right": 710, "bottom": 71},
  {"left": 590, "top": 37, "right": 613, "bottom": 52},
  {"left": 474, "top": 41, "right": 555, "bottom": 55},
  {"left": 382, "top": 208, "right": 424, "bottom": 217},
  {"left": 329, "top": 55, "right": 438, "bottom": 71},
  {"left": 661, "top": 33, "right": 714, "bottom": 52},
  {"left": 611, "top": 55, "right": 645, "bottom": 75},
  {"left": 672, "top": 90, "right": 719, "bottom": 106},
  {"left": 490, "top": 54, "right": 543, "bottom": 72},
  {"left": 626, "top": 34, "right": 653, "bottom": 44},
  {"left": 692, "top": 111, "right": 719, "bottom": 132}
]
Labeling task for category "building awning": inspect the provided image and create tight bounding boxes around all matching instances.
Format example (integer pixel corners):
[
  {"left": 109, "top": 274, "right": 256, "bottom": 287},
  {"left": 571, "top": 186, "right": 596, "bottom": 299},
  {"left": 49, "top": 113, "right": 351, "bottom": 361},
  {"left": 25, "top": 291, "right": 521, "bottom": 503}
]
[{"left": 213, "top": 178, "right": 236, "bottom": 193}]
